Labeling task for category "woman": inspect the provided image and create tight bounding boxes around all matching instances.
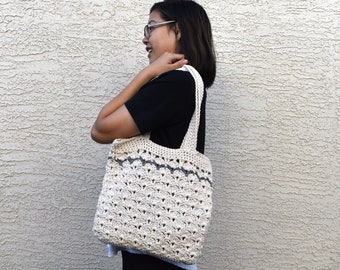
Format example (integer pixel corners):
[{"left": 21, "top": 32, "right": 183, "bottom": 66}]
[{"left": 91, "top": 0, "right": 216, "bottom": 269}]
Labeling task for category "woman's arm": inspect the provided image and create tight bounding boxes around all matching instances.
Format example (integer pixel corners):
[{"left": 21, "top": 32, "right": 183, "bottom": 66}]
[{"left": 91, "top": 53, "right": 188, "bottom": 144}]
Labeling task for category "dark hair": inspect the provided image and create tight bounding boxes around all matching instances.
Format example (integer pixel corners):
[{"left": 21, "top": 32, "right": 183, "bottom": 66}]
[{"left": 151, "top": 0, "right": 216, "bottom": 88}]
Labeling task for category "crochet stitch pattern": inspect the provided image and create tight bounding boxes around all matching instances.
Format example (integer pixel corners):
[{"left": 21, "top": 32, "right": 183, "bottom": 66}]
[
  {"left": 93, "top": 65, "right": 213, "bottom": 264},
  {"left": 110, "top": 151, "right": 213, "bottom": 185}
]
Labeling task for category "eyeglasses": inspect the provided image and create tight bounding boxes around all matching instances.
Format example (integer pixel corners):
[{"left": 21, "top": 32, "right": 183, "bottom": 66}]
[{"left": 144, "top": 20, "right": 176, "bottom": 39}]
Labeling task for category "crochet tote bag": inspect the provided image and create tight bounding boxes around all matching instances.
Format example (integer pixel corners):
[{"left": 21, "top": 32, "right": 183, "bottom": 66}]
[{"left": 93, "top": 65, "right": 213, "bottom": 264}]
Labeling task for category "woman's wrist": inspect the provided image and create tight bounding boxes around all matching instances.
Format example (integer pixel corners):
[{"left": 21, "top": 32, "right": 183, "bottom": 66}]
[{"left": 139, "top": 65, "right": 159, "bottom": 82}]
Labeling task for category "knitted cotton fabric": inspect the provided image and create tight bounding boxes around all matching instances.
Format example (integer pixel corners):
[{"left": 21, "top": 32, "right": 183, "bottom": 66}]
[{"left": 93, "top": 65, "right": 213, "bottom": 264}]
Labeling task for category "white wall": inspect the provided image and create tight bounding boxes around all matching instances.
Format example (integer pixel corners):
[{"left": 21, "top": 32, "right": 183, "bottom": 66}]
[{"left": 1, "top": 0, "right": 339, "bottom": 269}]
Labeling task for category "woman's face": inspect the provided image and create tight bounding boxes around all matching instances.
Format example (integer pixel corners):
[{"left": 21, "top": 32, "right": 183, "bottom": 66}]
[{"left": 143, "top": 10, "right": 180, "bottom": 63}]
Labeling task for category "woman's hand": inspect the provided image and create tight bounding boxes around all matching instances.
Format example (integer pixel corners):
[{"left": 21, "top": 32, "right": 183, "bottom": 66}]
[
  {"left": 146, "top": 52, "right": 188, "bottom": 78},
  {"left": 91, "top": 52, "right": 188, "bottom": 144}
]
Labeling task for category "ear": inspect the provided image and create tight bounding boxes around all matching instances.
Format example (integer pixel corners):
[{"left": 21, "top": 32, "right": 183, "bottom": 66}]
[{"left": 175, "top": 23, "right": 181, "bottom": 41}]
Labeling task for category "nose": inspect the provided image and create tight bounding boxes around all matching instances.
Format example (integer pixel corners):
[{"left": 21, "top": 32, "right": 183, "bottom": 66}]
[{"left": 142, "top": 36, "right": 148, "bottom": 45}]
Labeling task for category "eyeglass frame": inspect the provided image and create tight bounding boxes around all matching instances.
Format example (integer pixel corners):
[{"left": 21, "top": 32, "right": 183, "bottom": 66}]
[{"left": 144, "top": 20, "right": 176, "bottom": 39}]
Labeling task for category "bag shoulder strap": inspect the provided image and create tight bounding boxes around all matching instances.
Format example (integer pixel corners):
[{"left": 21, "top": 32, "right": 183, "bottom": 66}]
[{"left": 180, "top": 65, "right": 205, "bottom": 151}]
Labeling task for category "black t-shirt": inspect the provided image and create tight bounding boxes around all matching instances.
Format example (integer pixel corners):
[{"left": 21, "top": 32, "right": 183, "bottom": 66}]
[{"left": 125, "top": 70, "right": 206, "bottom": 154}]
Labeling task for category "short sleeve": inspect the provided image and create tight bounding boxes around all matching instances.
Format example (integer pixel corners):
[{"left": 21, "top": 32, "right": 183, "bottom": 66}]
[
  {"left": 125, "top": 70, "right": 195, "bottom": 134},
  {"left": 125, "top": 69, "right": 205, "bottom": 153}
]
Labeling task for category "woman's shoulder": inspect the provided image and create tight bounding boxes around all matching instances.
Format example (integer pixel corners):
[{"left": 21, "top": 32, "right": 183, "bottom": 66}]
[
  {"left": 153, "top": 70, "right": 195, "bottom": 100},
  {"left": 140, "top": 69, "right": 195, "bottom": 100},
  {"left": 156, "top": 69, "right": 195, "bottom": 86}
]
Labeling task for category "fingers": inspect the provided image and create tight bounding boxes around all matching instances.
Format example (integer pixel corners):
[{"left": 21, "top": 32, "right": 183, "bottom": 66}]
[
  {"left": 166, "top": 53, "right": 187, "bottom": 65},
  {"left": 168, "top": 53, "right": 185, "bottom": 62},
  {"left": 164, "top": 53, "right": 188, "bottom": 69},
  {"left": 147, "top": 52, "right": 188, "bottom": 78},
  {"left": 171, "top": 58, "right": 188, "bottom": 69}
]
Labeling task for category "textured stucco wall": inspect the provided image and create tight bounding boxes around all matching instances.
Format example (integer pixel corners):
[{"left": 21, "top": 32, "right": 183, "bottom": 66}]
[{"left": 1, "top": 0, "right": 339, "bottom": 269}]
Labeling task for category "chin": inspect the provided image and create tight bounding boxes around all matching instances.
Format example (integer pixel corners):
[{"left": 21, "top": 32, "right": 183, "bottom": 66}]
[{"left": 148, "top": 53, "right": 158, "bottom": 64}]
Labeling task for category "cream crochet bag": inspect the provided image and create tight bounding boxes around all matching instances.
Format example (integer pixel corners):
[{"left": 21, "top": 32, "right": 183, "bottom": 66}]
[{"left": 93, "top": 65, "right": 213, "bottom": 264}]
